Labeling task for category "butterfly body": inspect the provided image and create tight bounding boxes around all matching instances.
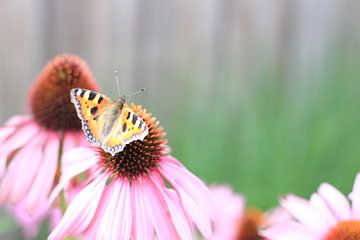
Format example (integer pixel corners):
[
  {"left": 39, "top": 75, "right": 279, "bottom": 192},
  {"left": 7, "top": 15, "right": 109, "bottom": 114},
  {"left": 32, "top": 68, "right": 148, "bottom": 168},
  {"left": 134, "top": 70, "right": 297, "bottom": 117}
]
[{"left": 70, "top": 88, "right": 149, "bottom": 156}]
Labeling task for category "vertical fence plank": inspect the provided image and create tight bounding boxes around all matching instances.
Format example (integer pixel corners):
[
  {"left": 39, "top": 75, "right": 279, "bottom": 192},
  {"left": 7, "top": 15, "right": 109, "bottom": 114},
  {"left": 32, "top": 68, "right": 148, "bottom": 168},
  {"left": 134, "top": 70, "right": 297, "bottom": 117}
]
[{"left": 0, "top": 0, "right": 46, "bottom": 122}]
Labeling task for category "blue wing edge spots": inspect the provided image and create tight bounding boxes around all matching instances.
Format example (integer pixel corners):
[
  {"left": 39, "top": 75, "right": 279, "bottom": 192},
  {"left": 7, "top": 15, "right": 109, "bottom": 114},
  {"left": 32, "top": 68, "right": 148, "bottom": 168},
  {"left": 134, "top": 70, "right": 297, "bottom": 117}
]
[
  {"left": 101, "top": 126, "right": 149, "bottom": 156},
  {"left": 70, "top": 88, "right": 102, "bottom": 147}
]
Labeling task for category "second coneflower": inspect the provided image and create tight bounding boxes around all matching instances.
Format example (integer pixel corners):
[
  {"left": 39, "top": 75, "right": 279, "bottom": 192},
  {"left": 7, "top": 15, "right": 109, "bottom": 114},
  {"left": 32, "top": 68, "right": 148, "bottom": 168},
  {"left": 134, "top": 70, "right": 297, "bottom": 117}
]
[
  {"left": 262, "top": 173, "right": 360, "bottom": 240},
  {"left": 209, "top": 185, "right": 290, "bottom": 240},
  {"left": 0, "top": 55, "right": 98, "bottom": 220},
  {"left": 48, "top": 103, "right": 215, "bottom": 240}
]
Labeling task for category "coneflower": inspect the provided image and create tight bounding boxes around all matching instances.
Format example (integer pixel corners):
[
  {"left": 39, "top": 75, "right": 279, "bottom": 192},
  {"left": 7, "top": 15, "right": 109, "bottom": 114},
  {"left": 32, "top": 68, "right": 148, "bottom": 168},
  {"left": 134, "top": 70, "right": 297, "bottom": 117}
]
[
  {"left": 0, "top": 55, "right": 99, "bottom": 236},
  {"left": 262, "top": 173, "right": 360, "bottom": 240},
  {"left": 48, "top": 104, "right": 215, "bottom": 240},
  {"left": 209, "top": 185, "right": 290, "bottom": 240}
]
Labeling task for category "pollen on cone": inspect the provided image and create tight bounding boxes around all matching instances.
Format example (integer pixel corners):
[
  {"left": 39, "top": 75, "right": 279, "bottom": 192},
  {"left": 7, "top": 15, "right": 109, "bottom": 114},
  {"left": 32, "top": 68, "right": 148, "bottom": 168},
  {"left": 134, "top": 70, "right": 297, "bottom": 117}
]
[
  {"left": 29, "top": 54, "right": 99, "bottom": 131},
  {"left": 324, "top": 221, "right": 360, "bottom": 240},
  {"left": 237, "top": 208, "right": 263, "bottom": 240}
]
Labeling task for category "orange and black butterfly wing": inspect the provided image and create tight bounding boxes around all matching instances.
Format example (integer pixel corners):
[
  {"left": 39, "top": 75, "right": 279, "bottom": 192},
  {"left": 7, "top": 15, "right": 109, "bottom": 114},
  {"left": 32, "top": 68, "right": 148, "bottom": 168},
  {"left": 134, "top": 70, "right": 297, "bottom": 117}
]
[
  {"left": 70, "top": 88, "right": 114, "bottom": 145},
  {"left": 118, "top": 105, "right": 149, "bottom": 144},
  {"left": 102, "top": 104, "right": 149, "bottom": 156}
]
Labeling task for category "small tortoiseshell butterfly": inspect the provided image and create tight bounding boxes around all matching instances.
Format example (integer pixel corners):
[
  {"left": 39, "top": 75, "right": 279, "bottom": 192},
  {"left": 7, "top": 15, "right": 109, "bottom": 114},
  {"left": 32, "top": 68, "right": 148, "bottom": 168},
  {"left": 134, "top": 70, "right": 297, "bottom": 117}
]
[{"left": 70, "top": 88, "right": 149, "bottom": 156}]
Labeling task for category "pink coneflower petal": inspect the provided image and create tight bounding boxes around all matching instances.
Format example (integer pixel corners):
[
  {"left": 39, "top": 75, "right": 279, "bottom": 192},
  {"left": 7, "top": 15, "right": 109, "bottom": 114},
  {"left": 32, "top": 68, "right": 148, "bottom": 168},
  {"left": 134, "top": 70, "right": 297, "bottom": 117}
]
[
  {"left": 7, "top": 194, "right": 61, "bottom": 240},
  {"left": 113, "top": 180, "right": 132, "bottom": 239},
  {"left": 25, "top": 135, "right": 59, "bottom": 213},
  {"left": 9, "top": 198, "right": 48, "bottom": 239},
  {"left": 83, "top": 179, "right": 119, "bottom": 239},
  {"left": 84, "top": 179, "right": 132, "bottom": 240},
  {"left": 49, "top": 208, "right": 62, "bottom": 232},
  {"left": 62, "top": 132, "right": 79, "bottom": 153},
  {"left": 262, "top": 221, "right": 316, "bottom": 240},
  {"left": 0, "top": 115, "right": 28, "bottom": 142},
  {"left": 9, "top": 137, "right": 45, "bottom": 204},
  {"left": 209, "top": 185, "right": 245, "bottom": 240},
  {"left": 163, "top": 188, "right": 193, "bottom": 239},
  {"left": 349, "top": 173, "right": 360, "bottom": 219},
  {"left": 62, "top": 131, "right": 89, "bottom": 153},
  {"left": 280, "top": 194, "right": 327, "bottom": 234},
  {"left": 48, "top": 174, "right": 108, "bottom": 240},
  {"left": 0, "top": 115, "right": 30, "bottom": 129},
  {"left": 318, "top": 183, "right": 352, "bottom": 220},
  {"left": 0, "top": 127, "right": 17, "bottom": 144},
  {"left": 0, "top": 122, "right": 39, "bottom": 153},
  {"left": 131, "top": 179, "right": 154, "bottom": 240},
  {"left": 142, "top": 175, "right": 179, "bottom": 239},
  {"left": 263, "top": 207, "right": 291, "bottom": 226},
  {"left": 309, "top": 193, "right": 337, "bottom": 226},
  {"left": 49, "top": 147, "right": 99, "bottom": 203},
  {"left": 151, "top": 171, "right": 193, "bottom": 239},
  {"left": 0, "top": 135, "right": 44, "bottom": 204},
  {"left": 0, "top": 122, "right": 40, "bottom": 178},
  {"left": 159, "top": 156, "right": 213, "bottom": 238}
]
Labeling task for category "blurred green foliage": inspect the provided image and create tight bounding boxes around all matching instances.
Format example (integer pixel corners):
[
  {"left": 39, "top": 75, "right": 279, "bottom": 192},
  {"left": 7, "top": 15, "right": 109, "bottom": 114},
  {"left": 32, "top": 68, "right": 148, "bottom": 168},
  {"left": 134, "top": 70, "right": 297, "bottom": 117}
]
[
  {"left": 168, "top": 54, "right": 360, "bottom": 209},
  {"left": 0, "top": 210, "right": 21, "bottom": 239}
]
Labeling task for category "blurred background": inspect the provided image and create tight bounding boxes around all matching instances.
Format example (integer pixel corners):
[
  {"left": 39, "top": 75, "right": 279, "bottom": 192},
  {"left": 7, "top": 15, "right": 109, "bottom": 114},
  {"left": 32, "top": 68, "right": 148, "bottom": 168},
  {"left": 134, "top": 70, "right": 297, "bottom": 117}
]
[{"left": 1, "top": 0, "right": 360, "bottom": 238}]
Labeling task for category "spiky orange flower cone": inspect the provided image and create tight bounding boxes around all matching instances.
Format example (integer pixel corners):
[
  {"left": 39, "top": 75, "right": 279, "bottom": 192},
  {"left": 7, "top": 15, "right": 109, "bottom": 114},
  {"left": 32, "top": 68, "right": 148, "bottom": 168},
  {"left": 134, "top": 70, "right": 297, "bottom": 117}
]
[
  {"left": 29, "top": 54, "right": 98, "bottom": 130},
  {"left": 48, "top": 104, "right": 215, "bottom": 240},
  {"left": 0, "top": 54, "right": 98, "bottom": 238}
]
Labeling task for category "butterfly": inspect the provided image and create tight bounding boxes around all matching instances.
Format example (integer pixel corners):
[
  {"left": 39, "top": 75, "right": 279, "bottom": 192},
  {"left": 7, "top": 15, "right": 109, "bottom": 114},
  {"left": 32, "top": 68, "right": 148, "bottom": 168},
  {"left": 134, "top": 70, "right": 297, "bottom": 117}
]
[{"left": 70, "top": 88, "right": 149, "bottom": 156}]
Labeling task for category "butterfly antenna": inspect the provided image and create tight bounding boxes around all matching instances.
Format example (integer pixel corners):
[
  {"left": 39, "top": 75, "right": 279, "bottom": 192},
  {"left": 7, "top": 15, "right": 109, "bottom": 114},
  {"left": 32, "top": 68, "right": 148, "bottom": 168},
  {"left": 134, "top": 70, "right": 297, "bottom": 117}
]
[
  {"left": 127, "top": 88, "right": 145, "bottom": 98},
  {"left": 114, "top": 70, "right": 121, "bottom": 99}
]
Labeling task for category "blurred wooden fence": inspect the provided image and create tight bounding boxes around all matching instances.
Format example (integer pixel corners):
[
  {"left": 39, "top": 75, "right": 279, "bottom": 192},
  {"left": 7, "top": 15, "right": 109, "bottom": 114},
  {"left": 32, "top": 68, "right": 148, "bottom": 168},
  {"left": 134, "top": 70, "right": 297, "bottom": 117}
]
[{"left": 0, "top": 0, "right": 358, "bottom": 122}]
